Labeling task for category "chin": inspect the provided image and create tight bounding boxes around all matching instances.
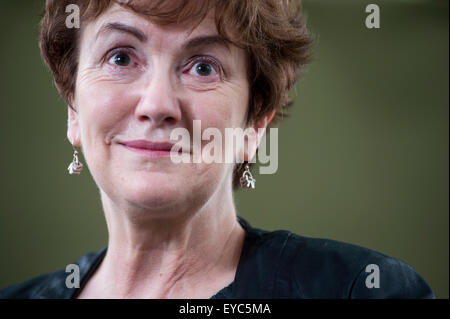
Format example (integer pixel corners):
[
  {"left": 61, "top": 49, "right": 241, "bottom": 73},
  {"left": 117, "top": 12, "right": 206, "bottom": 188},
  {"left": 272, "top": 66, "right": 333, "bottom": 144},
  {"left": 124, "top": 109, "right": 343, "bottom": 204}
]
[{"left": 123, "top": 175, "right": 186, "bottom": 210}]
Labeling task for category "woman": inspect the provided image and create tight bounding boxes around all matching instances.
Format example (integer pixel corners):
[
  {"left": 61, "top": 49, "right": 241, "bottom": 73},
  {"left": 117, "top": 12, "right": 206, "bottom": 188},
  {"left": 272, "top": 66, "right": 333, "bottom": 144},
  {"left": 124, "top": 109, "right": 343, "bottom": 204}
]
[{"left": 0, "top": 0, "right": 434, "bottom": 299}]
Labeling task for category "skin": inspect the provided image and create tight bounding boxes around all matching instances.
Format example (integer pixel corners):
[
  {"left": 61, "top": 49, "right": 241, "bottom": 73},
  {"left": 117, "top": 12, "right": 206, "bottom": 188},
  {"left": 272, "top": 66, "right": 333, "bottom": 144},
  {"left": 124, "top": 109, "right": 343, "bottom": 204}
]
[{"left": 67, "top": 3, "right": 274, "bottom": 298}]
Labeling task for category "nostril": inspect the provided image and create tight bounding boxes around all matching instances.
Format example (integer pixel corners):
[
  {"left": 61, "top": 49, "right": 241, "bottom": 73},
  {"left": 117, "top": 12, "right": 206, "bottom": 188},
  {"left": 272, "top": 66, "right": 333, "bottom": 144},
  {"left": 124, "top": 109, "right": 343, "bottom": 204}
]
[
  {"left": 138, "top": 115, "right": 151, "bottom": 121},
  {"left": 164, "top": 116, "right": 177, "bottom": 125},
  {"left": 138, "top": 115, "right": 177, "bottom": 124}
]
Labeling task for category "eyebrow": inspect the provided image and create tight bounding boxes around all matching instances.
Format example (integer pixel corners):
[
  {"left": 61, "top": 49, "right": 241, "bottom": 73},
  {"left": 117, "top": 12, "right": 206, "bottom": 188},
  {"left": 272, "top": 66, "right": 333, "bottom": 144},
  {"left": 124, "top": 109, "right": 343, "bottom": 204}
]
[
  {"left": 96, "top": 22, "right": 148, "bottom": 42},
  {"left": 96, "top": 22, "right": 230, "bottom": 52},
  {"left": 182, "top": 35, "right": 230, "bottom": 52}
]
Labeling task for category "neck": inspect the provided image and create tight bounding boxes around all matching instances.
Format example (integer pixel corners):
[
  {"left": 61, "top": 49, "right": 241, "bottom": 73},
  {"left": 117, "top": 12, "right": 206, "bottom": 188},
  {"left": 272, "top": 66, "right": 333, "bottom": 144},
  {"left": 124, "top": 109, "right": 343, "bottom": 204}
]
[{"left": 90, "top": 181, "right": 245, "bottom": 298}]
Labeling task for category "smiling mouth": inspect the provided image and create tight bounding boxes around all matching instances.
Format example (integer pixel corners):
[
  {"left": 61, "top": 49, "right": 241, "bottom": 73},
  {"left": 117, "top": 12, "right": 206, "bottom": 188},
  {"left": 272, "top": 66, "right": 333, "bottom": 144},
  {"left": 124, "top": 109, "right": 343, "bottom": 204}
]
[{"left": 119, "top": 140, "right": 187, "bottom": 158}]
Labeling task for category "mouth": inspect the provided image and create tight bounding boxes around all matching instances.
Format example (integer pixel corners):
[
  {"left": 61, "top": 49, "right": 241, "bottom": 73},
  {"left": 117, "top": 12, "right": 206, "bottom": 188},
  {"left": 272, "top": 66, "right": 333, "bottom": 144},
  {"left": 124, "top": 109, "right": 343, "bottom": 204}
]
[{"left": 119, "top": 139, "right": 187, "bottom": 158}]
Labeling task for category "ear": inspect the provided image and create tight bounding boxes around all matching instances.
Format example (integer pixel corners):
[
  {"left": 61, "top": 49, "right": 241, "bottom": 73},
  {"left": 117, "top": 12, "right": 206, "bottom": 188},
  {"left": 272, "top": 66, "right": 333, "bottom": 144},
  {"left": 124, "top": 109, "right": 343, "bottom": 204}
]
[
  {"left": 67, "top": 105, "right": 81, "bottom": 147},
  {"left": 241, "top": 110, "right": 276, "bottom": 162}
]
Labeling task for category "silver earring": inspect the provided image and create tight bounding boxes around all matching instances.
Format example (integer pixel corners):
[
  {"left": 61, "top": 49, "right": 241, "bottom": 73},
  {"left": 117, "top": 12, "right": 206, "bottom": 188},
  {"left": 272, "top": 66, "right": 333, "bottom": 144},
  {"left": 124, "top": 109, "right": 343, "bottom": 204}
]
[
  {"left": 68, "top": 146, "right": 83, "bottom": 175},
  {"left": 240, "top": 164, "right": 256, "bottom": 189}
]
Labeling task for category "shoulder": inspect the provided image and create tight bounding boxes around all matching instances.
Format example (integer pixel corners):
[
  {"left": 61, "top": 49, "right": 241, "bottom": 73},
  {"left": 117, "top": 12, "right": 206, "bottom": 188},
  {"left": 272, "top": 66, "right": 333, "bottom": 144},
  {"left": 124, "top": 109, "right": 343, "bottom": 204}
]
[
  {"left": 284, "top": 231, "right": 434, "bottom": 298},
  {"left": 236, "top": 217, "right": 435, "bottom": 299},
  {"left": 0, "top": 270, "right": 63, "bottom": 299},
  {"left": 0, "top": 247, "right": 106, "bottom": 299}
]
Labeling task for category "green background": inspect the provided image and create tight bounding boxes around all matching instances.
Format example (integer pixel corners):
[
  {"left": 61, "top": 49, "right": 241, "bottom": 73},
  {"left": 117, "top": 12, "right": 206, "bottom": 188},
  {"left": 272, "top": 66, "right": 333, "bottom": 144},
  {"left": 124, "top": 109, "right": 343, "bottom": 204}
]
[{"left": 0, "top": 0, "right": 448, "bottom": 298}]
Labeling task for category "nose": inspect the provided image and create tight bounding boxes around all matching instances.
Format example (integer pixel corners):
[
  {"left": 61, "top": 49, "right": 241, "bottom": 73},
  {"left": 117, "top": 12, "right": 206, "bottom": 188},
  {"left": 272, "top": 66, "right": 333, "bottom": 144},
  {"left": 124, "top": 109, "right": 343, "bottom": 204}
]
[{"left": 134, "top": 70, "right": 182, "bottom": 127}]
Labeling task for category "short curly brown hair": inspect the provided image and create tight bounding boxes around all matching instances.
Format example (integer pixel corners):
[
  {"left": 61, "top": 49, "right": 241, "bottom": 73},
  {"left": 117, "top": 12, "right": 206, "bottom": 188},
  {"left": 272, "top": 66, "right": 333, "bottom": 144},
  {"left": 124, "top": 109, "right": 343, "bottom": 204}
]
[{"left": 39, "top": 0, "right": 313, "bottom": 190}]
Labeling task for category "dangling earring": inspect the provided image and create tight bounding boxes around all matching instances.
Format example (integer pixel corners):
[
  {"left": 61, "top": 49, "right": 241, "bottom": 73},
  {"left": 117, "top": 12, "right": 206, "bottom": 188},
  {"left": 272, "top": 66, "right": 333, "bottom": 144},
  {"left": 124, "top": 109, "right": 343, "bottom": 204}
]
[
  {"left": 68, "top": 145, "right": 83, "bottom": 175},
  {"left": 240, "top": 164, "right": 256, "bottom": 189}
]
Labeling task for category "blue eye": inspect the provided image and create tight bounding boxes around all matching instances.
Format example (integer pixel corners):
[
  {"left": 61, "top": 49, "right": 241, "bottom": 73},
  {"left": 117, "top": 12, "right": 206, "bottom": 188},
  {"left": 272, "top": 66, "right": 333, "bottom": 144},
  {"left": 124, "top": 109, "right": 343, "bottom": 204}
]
[
  {"left": 193, "top": 61, "right": 216, "bottom": 76},
  {"left": 110, "top": 52, "right": 131, "bottom": 66}
]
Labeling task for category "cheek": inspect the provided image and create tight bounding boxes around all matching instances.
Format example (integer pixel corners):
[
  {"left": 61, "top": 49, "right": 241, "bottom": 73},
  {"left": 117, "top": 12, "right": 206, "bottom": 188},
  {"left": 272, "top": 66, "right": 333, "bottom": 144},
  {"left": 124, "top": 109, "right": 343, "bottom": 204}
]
[
  {"left": 190, "top": 84, "right": 249, "bottom": 131},
  {"left": 187, "top": 87, "right": 249, "bottom": 165},
  {"left": 77, "top": 82, "right": 137, "bottom": 145}
]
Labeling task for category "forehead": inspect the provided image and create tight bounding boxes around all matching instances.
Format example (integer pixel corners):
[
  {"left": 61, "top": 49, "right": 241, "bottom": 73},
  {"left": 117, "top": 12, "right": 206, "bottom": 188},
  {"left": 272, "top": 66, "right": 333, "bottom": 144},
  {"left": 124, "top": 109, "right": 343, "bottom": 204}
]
[{"left": 85, "top": 2, "right": 219, "bottom": 45}]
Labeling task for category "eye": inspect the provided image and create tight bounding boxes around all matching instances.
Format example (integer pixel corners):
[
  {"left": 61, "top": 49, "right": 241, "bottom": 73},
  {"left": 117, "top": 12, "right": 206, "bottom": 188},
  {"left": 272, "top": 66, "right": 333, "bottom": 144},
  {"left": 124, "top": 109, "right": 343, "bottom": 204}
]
[
  {"left": 186, "top": 57, "right": 221, "bottom": 78},
  {"left": 108, "top": 52, "right": 132, "bottom": 67},
  {"left": 193, "top": 61, "right": 216, "bottom": 76}
]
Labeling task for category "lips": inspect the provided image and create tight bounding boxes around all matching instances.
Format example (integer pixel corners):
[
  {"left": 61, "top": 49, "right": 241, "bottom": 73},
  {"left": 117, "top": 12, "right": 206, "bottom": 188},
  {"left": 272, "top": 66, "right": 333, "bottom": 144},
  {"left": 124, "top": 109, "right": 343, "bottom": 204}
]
[
  {"left": 121, "top": 140, "right": 175, "bottom": 151},
  {"left": 119, "top": 139, "right": 187, "bottom": 158}
]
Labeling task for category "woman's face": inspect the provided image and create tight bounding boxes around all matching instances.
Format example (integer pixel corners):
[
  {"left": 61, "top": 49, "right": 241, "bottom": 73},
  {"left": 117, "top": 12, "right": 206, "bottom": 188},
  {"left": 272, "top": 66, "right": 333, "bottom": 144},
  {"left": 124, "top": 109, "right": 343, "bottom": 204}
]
[{"left": 68, "top": 3, "right": 255, "bottom": 213}]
